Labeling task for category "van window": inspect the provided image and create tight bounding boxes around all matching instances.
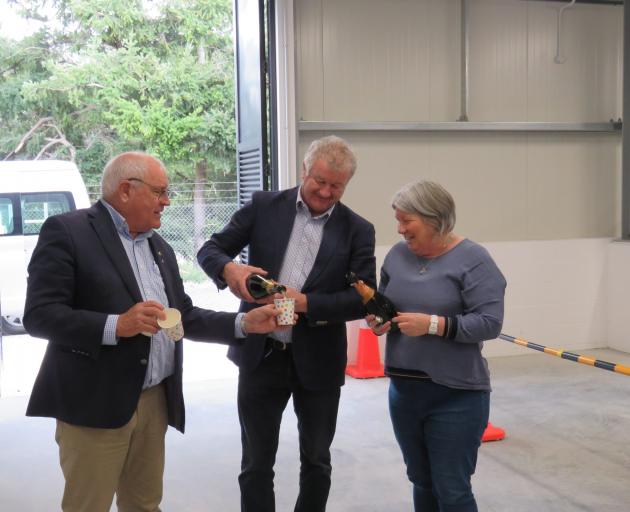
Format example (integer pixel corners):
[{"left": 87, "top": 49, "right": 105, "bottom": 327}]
[
  {"left": 0, "top": 192, "right": 75, "bottom": 236},
  {"left": 0, "top": 197, "right": 16, "bottom": 235},
  {"left": 21, "top": 192, "right": 75, "bottom": 235}
]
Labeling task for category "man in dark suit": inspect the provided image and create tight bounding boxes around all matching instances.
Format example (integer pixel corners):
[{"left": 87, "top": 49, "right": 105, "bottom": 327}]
[
  {"left": 24, "top": 151, "right": 281, "bottom": 512},
  {"left": 197, "top": 135, "right": 376, "bottom": 512}
]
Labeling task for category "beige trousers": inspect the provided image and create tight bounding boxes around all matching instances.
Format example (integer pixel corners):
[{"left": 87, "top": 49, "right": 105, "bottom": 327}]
[{"left": 55, "top": 384, "right": 168, "bottom": 512}]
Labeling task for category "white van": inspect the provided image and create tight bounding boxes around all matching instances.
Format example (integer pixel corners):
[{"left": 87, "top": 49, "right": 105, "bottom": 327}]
[{"left": 0, "top": 160, "right": 91, "bottom": 334}]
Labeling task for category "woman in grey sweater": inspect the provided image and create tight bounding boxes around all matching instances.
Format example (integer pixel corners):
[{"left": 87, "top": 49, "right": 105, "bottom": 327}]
[{"left": 369, "top": 180, "right": 506, "bottom": 512}]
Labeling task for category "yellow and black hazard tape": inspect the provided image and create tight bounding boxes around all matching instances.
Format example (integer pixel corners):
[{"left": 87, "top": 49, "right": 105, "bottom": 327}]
[{"left": 498, "top": 333, "right": 630, "bottom": 377}]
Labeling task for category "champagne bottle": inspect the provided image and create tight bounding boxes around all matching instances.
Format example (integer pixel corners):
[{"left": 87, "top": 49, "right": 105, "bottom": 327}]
[
  {"left": 245, "top": 273, "right": 287, "bottom": 299},
  {"left": 346, "top": 272, "right": 399, "bottom": 332}
]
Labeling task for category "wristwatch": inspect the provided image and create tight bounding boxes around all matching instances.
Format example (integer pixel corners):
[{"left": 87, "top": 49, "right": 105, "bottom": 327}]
[{"left": 428, "top": 315, "right": 439, "bottom": 335}]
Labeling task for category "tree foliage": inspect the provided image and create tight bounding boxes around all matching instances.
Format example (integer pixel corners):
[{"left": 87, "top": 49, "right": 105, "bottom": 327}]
[{"left": 0, "top": 0, "right": 236, "bottom": 186}]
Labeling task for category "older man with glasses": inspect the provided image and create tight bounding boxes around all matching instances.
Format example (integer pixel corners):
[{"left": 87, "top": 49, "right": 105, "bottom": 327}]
[{"left": 23, "top": 151, "right": 283, "bottom": 512}]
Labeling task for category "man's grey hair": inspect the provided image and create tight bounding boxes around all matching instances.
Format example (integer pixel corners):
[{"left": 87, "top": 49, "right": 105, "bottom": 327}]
[
  {"left": 100, "top": 152, "right": 164, "bottom": 199},
  {"left": 392, "top": 180, "right": 456, "bottom": 236},
  {"left": 303, "top": 135, "right": 357, "bottom": 177}
]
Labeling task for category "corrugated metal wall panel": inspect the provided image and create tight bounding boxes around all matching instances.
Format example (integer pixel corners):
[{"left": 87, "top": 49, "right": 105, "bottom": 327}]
[{"left": 295, "top": 0, "right": 622, "bottom": 242}]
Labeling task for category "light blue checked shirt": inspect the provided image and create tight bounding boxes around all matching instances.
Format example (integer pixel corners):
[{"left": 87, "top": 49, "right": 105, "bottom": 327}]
[
  {"left": 272, "top": 189, "right": 334, "bottom": 344},
  {"left": 101, "top": 200, "right": 175, "bottom": 389}
]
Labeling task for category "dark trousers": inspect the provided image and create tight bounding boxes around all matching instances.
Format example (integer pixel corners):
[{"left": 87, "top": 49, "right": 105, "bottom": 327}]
[
  {"left": 389, "top": 377, "right": 490, "bottom": 512},
  {"left": 237, "top": 344, "right": 341, "bottom": 512}
]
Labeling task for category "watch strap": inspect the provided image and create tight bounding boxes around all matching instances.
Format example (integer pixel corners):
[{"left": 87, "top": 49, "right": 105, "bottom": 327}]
[{"left": 428, "top": 314, "right": 439, "bottom": 335}]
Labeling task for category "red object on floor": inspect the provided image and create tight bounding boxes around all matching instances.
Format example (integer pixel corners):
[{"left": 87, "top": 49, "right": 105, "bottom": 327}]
[
  {"left": 481, "top": 422, "right": 506, "bottom": 442},
  {"left": 346, "top": 328, "right": 385, "bottom": 378}
]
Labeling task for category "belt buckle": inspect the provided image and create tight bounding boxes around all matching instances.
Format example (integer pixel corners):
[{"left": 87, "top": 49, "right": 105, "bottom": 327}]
[{"left": 264, "top": 338, "right": 286, "bottom": 358}]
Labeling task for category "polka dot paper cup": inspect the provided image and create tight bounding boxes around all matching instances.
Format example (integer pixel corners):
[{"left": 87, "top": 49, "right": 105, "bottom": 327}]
[
  {"left": 274, "top": 298, "right": 296, "bottom": 326},
  {"left": 157, "top": 308, "right": 184, "bottom": 341}
]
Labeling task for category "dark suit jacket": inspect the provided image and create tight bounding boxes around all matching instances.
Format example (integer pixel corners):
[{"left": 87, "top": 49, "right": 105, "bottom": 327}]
[
  {"left": 197, "top": 187, "right": 376, "bottom": 389},
  {"left": 24, "top": 201, "right": 239, "bottom": 433}
]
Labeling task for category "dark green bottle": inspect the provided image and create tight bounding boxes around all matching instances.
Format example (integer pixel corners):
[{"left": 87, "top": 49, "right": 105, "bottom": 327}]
[
  {"left": 347, "top": 272, "right": 399, "bottom": 332},
  {"left": 246, "top": 273, "right": 287, "bottom": 299}
]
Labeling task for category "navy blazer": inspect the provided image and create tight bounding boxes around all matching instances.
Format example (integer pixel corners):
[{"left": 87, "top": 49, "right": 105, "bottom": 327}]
[
  {"left": 24, "top": 201, "right": 239, "bottom": 433},
  {"left": 197, "top": 187, "right": 376, "bottom": 389}
]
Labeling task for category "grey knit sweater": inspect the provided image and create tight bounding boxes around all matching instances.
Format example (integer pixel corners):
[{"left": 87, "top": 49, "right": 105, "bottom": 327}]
[{"left": 380, "top": 239, "right": 506, "bottom": 391}]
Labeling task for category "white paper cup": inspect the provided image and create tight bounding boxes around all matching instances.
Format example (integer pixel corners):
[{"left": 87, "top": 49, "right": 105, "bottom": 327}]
[
  {"left": 274, "top": 298, "right": 295, "bottom": 326},
  {"left": 157, "top": 308, "right": 184, "bottom": 341}
]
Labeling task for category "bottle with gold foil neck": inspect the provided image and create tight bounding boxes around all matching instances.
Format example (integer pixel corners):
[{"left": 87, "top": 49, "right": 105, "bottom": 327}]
[
  {"left": 346, "top": 272, "right": 399, "bottom": 332},
  {"left": 246, "top": 273, "right": 287, "bottom": 299}
]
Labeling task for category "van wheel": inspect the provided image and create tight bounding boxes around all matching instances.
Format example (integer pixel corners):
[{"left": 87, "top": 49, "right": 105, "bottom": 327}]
[{"left": 1, "top": 316, "right": 26, "bottom": 335}]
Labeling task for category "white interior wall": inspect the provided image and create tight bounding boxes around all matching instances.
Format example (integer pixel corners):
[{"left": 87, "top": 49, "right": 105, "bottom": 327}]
[
  {"left": 295, "top": 0, "right": 622, "bottom": 244},
  {"left": 296, "top": 0, "right": 622, "bottom": 122},
  {"left": 469, "top": 1, "right": 620, "bottom": 122},
  {"left": 292, "top": 0, "right": 625, "bottom": 356},
  {"left": 299, "top": 131, "right": 619, "bottom": 244},
  {"left": 607, "top": 242, "right": 630, "bottom": 353}
]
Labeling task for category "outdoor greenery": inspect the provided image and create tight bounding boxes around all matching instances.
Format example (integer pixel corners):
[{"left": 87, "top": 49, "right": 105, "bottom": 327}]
[{"left": 0, "top": 0, "right": 238, "bottom": 260}]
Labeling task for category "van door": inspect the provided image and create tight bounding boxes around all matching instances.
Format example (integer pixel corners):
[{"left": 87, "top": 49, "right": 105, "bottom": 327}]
[
  {"left": 0, "top": 194, "right": 27, "bottom": 334},
  {"left": 0, "top": 191, "right": 76, "bottom": 334}
]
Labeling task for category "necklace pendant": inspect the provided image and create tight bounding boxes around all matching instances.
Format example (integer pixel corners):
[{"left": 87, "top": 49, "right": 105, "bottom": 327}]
[{"left": 419, "top": 266, "right": 427, "bottom": 274}]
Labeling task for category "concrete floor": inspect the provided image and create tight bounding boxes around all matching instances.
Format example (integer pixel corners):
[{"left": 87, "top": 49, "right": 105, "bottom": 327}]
[{"left": 1, "top": 346, "right": 630, "bottom": 511}]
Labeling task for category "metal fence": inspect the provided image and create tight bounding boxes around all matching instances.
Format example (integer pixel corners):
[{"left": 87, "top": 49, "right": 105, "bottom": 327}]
[{"left": 87, "top": 182, "right": 238, "bottom": 263}]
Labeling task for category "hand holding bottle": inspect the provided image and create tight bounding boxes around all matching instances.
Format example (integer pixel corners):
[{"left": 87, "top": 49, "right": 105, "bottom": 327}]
[
  {"left": 366, "top": 314, "right": 392, "bottom": 336},
  {"left": 222, "top": 262, "right": 268, "bottom": 302},
  {"left": 347, "top": 272, "right": 399, "bottom": 332}
]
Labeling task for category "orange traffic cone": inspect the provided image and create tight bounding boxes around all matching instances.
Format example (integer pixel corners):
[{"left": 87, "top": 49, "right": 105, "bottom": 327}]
[
  {"left": 481, "top": 422, "right": 506, "bottom": 442},
  {"left": 346, "top": 327, "right": 384, "bottom": 378}
]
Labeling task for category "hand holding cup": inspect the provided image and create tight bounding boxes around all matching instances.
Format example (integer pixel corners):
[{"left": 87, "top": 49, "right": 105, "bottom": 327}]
[
  {"left": 274, "top": 297, "right": 296, "bottom": 326},
  {"left": 157, "top": 308, "right": 184, "bottom": 341}
]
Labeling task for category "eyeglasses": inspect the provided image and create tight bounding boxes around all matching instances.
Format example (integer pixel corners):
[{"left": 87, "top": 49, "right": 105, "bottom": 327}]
[{"left": 126, "top": 178, "right": 171, "bottom": 200}]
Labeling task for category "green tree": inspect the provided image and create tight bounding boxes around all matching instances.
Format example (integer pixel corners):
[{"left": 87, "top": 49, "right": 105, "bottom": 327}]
[{"left": 1, "top": 0, "right": 236, "bottom": 252}]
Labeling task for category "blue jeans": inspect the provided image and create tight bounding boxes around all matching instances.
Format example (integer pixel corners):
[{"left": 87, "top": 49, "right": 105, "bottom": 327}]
[{"left": 389, "top": 377, "right": 490, "bottom": 512}]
